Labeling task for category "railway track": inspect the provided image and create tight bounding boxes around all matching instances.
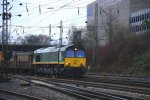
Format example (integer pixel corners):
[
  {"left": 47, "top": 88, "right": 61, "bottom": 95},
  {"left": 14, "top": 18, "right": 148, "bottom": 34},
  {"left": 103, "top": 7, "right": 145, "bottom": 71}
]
[
  {"left": 47, "top": 77, "right": 150, "bottom": 95},
  {"left": 84, "top": 74, "right": 150, "bottom": 88},
  {"left": 87, "top": 73, "right": 150, "bottom": 79},
  {"left": 0, "top": 89, "right": 45, "bottom": 100},
  {"left": 0, "top": 97, "right": 7, "bottom": 100},
  {"left": 12, "top": 77, "right": 147, "bottom": 100},
  {"left": 12, "top": 75, "right": 137, "bottom": 100},
  {"left": 32, "top": 80, "right": 129, "bottom": 100}
]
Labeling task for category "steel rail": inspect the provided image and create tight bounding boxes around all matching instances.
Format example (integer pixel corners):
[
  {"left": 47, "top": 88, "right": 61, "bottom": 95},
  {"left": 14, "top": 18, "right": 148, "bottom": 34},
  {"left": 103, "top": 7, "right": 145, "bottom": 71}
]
[
  {"left": 32, "top": 80, "right": 94, "bottom": 100},
  {"left": 11, "top": 76, "right": 94, "bottom": 100},
  {"left": 84, "top": 75, "right": 150, "bottom": 88},
  {"left": 58, "top": 85, "right": 128, "bottom": 100},
  {"left": 32, "top": 76, "right": 138, "bottom": 100},
  {"left": 12, "top": 75, "right": 130, "bottom": 100},
  {"left": 0, "top": 97, "right": 8, "bottom": 100},
  {"left": 10, "top": 76, "right": 145, "bottom": 100},
  {"left": 31, "top": 79, "right": 128, "bottom": 100},
  {"left": 0, "top": 89, "right": 46, "bottom": 100},
  {"left": 86, "top": 73, "right": 150, "bottom": 79},
  {"left": 47, "top": 78, "right": 150, "bottom": 95}
]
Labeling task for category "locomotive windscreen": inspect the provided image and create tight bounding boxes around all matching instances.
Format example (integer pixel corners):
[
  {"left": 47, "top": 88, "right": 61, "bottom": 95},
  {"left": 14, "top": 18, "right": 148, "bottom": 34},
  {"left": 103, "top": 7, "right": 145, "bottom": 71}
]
[
  {"left": 66, "top": 50, "right": 74, "bottom": 57},
  {"left": 76, "top": 51, "right": 84, "bottom": 57}
]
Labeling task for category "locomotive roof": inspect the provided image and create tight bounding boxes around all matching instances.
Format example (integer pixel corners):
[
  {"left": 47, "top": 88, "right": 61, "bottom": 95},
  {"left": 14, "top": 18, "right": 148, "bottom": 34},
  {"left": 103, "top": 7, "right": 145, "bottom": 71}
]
[
  {"left": 60, "top": 44, "right": 75, "bottom": 51},
  {"left": 34, "top": 44, "right": 75, "bottom": 53}
]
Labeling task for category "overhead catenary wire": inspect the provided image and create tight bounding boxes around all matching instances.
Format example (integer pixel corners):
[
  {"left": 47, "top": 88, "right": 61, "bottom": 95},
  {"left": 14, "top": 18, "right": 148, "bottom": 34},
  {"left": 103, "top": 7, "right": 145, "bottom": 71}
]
[
  {"left": 24, "top": 0, "right": 82, "bottom": 33},
  {"left": 11, "top": 0, "right": 89, "bottom": 18},
  {"left": 10, "top": 0, "right": 92, "bottom": 27},
  {"left": 14, "top": 0, "right": 61, "bottom": 6},
  {"left": 12, "top": 7, "right": 86, "bottom": 17},
  {"left": 13, "top": 6, "right": 141, "bottom": 29},
  {"left": 10, "top": 15, "right": 87, "bottom": 28},
  {"left": 11, "top": 1, "right": 79, "bottom": 23},
  {"left": 10, "top": 0, "right": 63, "bottom": 15},
  {"left": 9, "top": 14, "right": 87, "bottom": 35},
  {"left": 6, "top": 0, "right": 98, "bottom": 37},
  {"left": 3, "top": 0, "right": 150, "bottom": 19}
]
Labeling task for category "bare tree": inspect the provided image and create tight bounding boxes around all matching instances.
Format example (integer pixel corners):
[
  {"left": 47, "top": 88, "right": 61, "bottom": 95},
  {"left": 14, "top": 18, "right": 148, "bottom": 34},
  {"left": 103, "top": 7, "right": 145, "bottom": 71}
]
[
  {"left": 83, "top": 24, "right": 101, "bottom": 66},
  {"left": 83, "top": 25, "right": 96, "bottom": 47},
  {"left": 67, "top": 25, "right": 77, "bottom": 44},
  {"left": 21, "top": 34, "right": 50, "bottom": 45},
  {"left": 84, "top": 6, "right": 129, "bottom": 67},
  {"left": 99, "top": 7, "right": 120, "bottom": 45},
  {"left": 67, "top": 25, "right": 85, "bottom": 46}
]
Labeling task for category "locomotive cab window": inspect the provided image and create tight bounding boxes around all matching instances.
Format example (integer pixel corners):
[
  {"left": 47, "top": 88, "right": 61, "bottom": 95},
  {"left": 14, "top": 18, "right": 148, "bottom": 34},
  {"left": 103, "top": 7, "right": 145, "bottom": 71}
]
[
  {"left": 66, "top": 50, "right": 74, "bottom": 57},
  {"left": 76, "top": 51, "right": 85, "bottom": 57},
  {"left": 35, "top": 55, "right": 40, "bottom": 62}
]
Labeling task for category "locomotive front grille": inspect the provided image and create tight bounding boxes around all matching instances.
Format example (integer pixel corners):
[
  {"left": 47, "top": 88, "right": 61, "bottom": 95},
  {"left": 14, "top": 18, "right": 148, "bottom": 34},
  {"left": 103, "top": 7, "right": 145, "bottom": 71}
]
[{"left": 64, "top": 58, "right": 86, "bottom": 67}]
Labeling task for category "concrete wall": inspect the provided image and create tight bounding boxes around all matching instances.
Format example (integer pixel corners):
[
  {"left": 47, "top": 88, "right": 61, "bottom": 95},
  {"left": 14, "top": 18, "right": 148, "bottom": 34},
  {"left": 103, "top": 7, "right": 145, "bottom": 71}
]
[
  {"left": 86, "top": 0, "right": 150, "bottom": 46},
  {"left": 87, "top": 1, "right": 97, "bottom": 26},
  {"left": 130, "top": 0, "right": 150, "bottom": 13}
]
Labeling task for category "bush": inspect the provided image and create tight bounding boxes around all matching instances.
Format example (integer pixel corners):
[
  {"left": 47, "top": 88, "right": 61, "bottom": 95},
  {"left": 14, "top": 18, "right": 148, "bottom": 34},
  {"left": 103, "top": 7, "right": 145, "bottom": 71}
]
[{"left": 128, "top": 50, "right": 150, "bottom": 75}]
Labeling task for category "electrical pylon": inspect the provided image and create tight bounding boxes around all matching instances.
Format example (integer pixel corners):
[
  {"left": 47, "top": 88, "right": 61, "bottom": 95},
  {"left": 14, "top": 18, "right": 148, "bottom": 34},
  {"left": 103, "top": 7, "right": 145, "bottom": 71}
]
[{"left": 0, "top": 0, "right": 9, "bottom": 80}]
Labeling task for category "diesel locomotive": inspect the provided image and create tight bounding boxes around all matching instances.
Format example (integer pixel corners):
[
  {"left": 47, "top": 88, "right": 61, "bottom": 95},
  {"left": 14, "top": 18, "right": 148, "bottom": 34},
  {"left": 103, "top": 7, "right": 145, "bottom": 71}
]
[{"left": 33, "top": 44, "right": 86, "bottom": 76}]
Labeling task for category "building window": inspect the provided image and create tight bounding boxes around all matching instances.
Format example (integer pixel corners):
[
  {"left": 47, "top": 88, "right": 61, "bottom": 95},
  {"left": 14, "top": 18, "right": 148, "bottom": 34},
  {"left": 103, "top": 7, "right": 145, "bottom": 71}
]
[
  {"left": 130, "top": 18, "right": 132, "bottom": 23},
  {"left": 136, "top": 26, "right": 139, "bottom": 32},
  {"left": 137, "top": 16, "right": 140, "bottom": 22},
  {"left": 146, "top": 13, "right": 150, "bottom": 19}
]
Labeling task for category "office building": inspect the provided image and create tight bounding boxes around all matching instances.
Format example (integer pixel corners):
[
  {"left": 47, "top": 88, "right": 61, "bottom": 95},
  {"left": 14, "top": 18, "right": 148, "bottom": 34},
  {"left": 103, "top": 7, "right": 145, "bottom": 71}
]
[{"left": 87, "top": 0, "right": 150, "bottom": 45}]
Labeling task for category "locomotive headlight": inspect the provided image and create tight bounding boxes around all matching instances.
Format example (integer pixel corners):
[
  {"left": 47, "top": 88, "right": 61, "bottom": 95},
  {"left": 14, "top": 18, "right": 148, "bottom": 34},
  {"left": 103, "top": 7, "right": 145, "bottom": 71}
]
[
  {"left": 81, "top": 60, "right": 86, "bottom": 67},
  {"left": 81, "top": 61, "right": 84, "bottom": 64},
  {"left": 80, "top": 61, "right": 85, "bottom": 66},
  {"left": 82, "top": 63, "right": 85, "bottom": 65},
  {"left": 75, "top": 48, "right": 77, "bottom": 51},
  {"left": 66, "top": 61, "right": 70, "bottom": 66}
]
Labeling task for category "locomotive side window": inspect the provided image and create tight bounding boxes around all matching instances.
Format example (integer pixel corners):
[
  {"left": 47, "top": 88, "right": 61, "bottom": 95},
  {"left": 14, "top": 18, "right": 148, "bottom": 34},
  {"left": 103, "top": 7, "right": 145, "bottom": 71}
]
[
  {"left": 36, "top": 55, "right": 40, "bottom": 62},
  {"left": 66, "top": 50, "right": 74, "bottom": 57},
  {"left": 76, "top": 51, "right": 84, "bottom": 57}
]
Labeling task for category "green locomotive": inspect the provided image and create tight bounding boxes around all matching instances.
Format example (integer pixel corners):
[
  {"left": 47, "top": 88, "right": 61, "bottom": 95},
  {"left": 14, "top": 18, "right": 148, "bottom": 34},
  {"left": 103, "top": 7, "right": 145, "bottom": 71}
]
[{"left": 32, "top": 44, "right": 86, "bottom": 77}]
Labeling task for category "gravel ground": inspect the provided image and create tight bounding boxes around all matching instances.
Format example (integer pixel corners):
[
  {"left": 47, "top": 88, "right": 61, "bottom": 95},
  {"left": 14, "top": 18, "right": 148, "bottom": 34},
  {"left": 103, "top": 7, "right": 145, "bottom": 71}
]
[
  {"left": 1, "top": 78, "right": 150, "bottom": 100},
  {"left": 0, "top": 79, "right": 78, "bottom": 100}
]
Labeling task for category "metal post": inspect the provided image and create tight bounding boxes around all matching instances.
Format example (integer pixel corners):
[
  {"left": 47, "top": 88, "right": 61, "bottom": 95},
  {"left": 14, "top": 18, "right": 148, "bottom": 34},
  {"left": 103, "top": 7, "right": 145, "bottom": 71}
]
[
  {"left": 2, "top": 0, "right": 9, "bottom": 45},
  {"left": 0, "top": 0, "right": 9, "bottom": 80},
  {"left": 49, "top": 24, "right": 51, "bottom": 46},
  {"left": 59, "top": 20, "right": 63, "bottom": 47}
]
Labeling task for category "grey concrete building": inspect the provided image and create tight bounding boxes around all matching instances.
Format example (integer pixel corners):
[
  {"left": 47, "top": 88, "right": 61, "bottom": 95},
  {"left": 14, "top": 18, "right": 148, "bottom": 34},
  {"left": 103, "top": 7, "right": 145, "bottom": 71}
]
[
  {"left": 130, "top": 8, "right": 150, "bottom": 34},
  {"left": 87, "top": 1, "right": 96, "bottom": 26},
  {"left": 87, "top": 0, "right": 150, "bottom": 45}
]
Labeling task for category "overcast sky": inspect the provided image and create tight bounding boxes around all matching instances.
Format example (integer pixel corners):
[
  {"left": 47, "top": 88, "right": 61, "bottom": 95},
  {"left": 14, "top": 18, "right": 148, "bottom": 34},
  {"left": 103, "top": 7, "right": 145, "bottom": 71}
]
[{"left": 0, "top": 0, "right": 95, "bottom": 44}]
